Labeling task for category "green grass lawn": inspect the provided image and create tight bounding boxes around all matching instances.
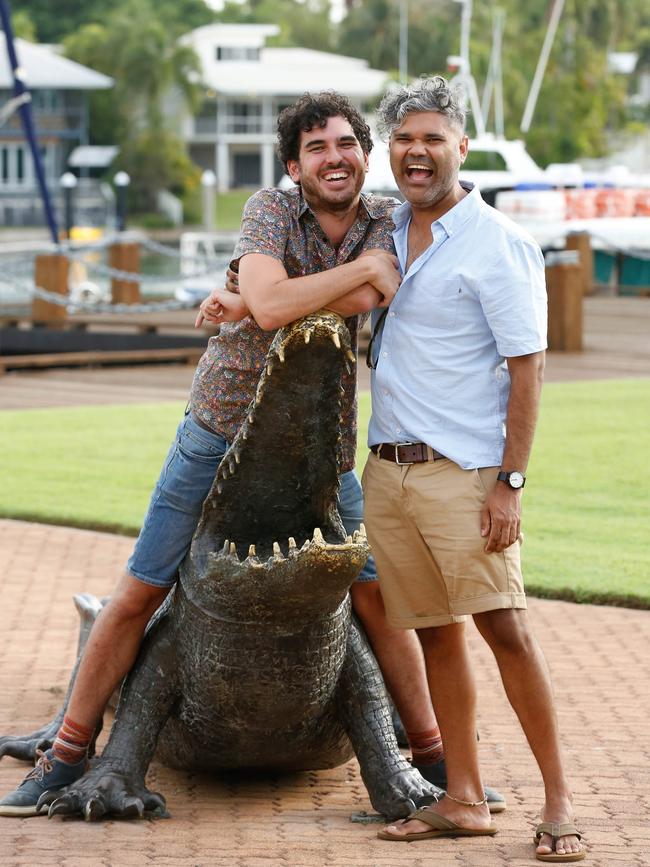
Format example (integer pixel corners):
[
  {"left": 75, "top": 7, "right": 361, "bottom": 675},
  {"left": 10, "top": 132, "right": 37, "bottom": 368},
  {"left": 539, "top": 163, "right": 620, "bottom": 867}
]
[{"left": 1, "top": 379, "right": 649, "bottom": 606}]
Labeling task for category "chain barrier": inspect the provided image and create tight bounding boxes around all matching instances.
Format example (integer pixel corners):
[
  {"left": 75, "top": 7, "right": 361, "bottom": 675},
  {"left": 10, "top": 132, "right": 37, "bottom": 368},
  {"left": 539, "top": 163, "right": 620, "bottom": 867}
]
[
  {"left": 0, "top": 268, "right": 199, "bottom": 313},
  {"left": 61, "top": 247, "right": 225, "bottom": 285}
]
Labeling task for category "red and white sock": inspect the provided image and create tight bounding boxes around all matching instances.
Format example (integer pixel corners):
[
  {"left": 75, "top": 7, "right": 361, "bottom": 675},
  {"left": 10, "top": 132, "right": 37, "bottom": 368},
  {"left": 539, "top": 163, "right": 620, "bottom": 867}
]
[
  {"left": 407, "top": 726, "right": 444, "bottom": 766},
  {"left": 52, "top": 715, "right": 93, "bottom": 765}
]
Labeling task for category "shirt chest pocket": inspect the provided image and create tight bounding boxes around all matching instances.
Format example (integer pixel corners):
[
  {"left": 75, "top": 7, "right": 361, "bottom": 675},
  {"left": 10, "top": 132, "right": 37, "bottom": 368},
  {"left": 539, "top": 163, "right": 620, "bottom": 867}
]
[{"left": 423, "top": 278, "right": 463, "bottom": 330}]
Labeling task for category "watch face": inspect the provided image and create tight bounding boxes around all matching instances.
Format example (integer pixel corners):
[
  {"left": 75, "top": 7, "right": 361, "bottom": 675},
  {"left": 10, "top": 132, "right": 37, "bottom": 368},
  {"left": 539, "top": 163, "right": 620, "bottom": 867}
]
[{"left": 509, "top": 471, "right": 525, "bottom": 489}]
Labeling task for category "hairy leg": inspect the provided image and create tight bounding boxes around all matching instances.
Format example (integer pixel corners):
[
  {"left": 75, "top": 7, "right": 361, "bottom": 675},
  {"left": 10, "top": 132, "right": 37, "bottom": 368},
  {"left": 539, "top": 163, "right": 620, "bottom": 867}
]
[
  {"left": 350, "top": 581, "right": 435, "bottom": 734},
  {"left": 382, "top": 622, "right": 492, "bottom": 838},
  {"left": 473, "top": 608, "right": 581, "bottom": 858},
  {"left": 66, "top": 574, "right": 170, "bottom": 730}
]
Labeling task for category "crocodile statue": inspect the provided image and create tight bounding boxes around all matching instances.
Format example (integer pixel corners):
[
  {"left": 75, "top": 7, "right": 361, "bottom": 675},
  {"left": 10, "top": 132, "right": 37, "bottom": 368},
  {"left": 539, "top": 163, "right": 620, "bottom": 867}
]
[{"left": 0, "top": 311, "right": 436, "bottom": 821}]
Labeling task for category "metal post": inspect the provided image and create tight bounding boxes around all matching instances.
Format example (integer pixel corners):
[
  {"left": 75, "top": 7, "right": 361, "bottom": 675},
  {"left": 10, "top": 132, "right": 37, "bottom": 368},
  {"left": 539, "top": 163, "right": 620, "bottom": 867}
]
[
  {"left": 60, "top": 172, "right": 77, "bottom": 240},
  {"left": 201, "top": 169, "right": 217, "bottom": 232},
  {"left": 114, "top": 171, "right": 130, "bottom": 232}
]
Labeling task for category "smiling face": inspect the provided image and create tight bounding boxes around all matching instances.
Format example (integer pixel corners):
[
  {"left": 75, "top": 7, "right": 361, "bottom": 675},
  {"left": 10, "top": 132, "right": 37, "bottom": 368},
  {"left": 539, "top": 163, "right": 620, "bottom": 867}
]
[
  {"left": 389, "top": 111, "right": 469, "bottom": 216},
  {"left": 286, "top": 115, "right": 369, "bottom": 213}
]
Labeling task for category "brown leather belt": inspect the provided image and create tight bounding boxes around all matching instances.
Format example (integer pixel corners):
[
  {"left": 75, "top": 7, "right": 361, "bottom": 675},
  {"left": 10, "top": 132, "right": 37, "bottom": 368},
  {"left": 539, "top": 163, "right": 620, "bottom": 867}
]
[{"left": 370, "top": 442, "right": 447, "bottom": 465}]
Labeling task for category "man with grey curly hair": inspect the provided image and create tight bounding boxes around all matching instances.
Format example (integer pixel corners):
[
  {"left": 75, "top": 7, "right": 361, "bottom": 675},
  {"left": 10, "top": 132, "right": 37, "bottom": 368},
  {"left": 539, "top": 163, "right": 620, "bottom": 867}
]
[
  {"left": 377, "top": 75, "right": 467, "bottom": 138},
  {"left": 362, "top": 76, "right": 584, "bottom": 861}
]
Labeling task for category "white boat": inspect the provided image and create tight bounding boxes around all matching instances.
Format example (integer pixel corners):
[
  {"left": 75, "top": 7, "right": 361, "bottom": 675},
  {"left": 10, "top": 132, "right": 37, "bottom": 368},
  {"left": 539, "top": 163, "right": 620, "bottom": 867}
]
[{"left": 363, "top": 133, "right": 650, "bottom": 252}]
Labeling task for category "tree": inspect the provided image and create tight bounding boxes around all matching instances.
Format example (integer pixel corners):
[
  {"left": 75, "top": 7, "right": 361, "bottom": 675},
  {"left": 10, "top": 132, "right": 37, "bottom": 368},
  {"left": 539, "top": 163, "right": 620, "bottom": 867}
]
[
  {"left": 63, "top": 0, "right": 203, "bottom": 209},
  {"left": 218, "top": 0, "right": 335, "bottom": 51},
  {"left": 338, "top": 0, "right": 648, "bottom": 165},
  {"left": 11, "top": 0, "right": 214, "bottom": 43}
]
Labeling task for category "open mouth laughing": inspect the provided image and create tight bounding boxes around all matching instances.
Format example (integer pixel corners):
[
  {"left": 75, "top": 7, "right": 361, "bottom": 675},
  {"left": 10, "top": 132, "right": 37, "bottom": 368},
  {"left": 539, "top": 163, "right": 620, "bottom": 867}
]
[{"left": 404, "top": 162, "right": 435, "bottom": 181}]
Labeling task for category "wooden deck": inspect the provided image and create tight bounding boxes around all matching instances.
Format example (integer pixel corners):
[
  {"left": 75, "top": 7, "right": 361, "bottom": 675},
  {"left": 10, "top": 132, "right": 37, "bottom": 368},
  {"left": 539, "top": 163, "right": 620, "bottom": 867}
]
[{"left": 0, "top": 296, "right": 648, "bottom": 410}]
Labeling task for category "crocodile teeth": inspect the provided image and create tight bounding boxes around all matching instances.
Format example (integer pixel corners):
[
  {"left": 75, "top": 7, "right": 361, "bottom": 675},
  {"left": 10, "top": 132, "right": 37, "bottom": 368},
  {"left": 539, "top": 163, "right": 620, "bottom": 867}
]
[
  {"left": 229, "top": 542, "right": 238, "bottom": 557},
  {"left": 331, "top": 332, "right": 341, "bottom": 349},
  {"left": 266, "top": 363, "right": 273, "bottom": 376},
  {"left": 216, "top": 482, "right": 223, "bottom": 494},
  {"left": 234, "top": 450, "right": 241, "bottom": 464},
  {"left": 222, "top": 539, "right": 230, "bottom": 554},
  {"left": 344, "top": 362, "right": 351, "bottom": 375},
  {"left": 241, "top": 431, "right": 248, "bottom": 441},
  {"left": 276, "top": 345, "right": 285, "bottom": 363},
  {"left": 229, "top": 460, "right": 236, "bottom": 475},
  {"left": 346, "top": 350, "right": 356, "bottom": 364},
  {"left": 304, "top": 329, "right": 312, "bottom": 344},
  {"left": 248, "top": 544, "right": 256, "bottom": 557},
  {"left": 346, "top": 534, "right": 353, "bottom": 543},
  {"left": 313, "top": 527, "right": 324, "bottom": 544},
  {"left": 352, "top": 524, "right": 367, "bottom": 543},
  {"left": 248, "top": 413, "right": 254, "bottom": 424},
  {"left": 288, "top": 537, "right": 297, "bottom": 549},
  {"left": 273, "top": 541, "right": 283, "bottom": 559}
]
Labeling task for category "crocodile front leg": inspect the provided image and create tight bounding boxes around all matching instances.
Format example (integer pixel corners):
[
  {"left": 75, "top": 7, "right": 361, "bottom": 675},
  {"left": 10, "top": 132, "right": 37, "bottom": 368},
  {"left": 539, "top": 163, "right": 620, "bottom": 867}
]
[
  {"left": 40, "top": 614, "right": 179, "bottom": 821},
  {"left": 337, "top": 619, "right": 440, "bottom": 820}
]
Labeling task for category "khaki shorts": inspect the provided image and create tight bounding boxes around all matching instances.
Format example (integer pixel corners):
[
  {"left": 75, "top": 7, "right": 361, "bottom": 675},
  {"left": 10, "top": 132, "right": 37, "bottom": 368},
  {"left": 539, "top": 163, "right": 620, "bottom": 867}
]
[{"left": 361, "top": 452, "right": 527, "bottom": 628}]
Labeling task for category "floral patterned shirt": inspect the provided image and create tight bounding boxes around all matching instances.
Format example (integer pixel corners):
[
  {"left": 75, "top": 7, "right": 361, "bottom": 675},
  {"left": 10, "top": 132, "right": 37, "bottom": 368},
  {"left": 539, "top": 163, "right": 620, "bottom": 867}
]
[{"left": 189, "top": 186, "right": 398, "bottom": 471}]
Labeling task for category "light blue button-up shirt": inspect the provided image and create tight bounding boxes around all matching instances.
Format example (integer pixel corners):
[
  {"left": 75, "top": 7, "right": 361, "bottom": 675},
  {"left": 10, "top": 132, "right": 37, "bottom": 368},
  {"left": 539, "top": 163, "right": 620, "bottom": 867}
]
[{"left": 368, "top": 183, "right": 547, "bottom": 469}]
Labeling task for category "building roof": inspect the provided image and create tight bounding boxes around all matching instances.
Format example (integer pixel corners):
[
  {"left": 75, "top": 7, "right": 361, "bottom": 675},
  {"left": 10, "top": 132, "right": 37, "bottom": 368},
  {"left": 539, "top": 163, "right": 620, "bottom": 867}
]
[
  {"left": 68, "top": 145, "right": 119, "bottom": 168},
  {"left": 0, "top": 37, "right": 113, "bottom": 90},
  {"left": 183, "top": 25, "right": 389, "bottom": 99}
]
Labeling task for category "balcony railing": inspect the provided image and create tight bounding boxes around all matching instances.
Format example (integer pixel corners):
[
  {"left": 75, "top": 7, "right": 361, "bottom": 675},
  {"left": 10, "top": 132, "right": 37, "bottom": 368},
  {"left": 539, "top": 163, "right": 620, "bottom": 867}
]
[{"left": 193, "top": 115, "right": 273, "bottom": 136}]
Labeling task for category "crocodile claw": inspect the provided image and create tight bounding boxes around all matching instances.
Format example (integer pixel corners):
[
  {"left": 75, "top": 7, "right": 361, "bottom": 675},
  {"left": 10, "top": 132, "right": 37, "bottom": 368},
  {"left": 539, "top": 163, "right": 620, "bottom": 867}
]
[{"left": 39, "top": 764, "right": 168, "bottom": 821}]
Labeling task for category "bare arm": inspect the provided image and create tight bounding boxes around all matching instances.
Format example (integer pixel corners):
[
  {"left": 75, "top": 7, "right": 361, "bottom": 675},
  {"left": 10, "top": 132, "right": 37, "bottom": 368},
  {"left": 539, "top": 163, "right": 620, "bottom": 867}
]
[
  {"left": 481, "top": 350, "right": 545, "bottom": 553},
  {"left": 194, "top": 288, "right": 250, "bottom": 328},
  {"left": 238, "top": 251, "right": 400, "bottom": 331}
]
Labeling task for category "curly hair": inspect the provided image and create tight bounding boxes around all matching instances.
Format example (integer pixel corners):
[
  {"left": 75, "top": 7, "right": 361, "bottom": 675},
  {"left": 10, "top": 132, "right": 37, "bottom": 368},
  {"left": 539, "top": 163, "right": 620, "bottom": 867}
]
[
  {"left": 276, "top": 92, "right": 373, "bottom": 169},
  {"left": 377, "top": 76, "right": 467, "bottom": 139}
]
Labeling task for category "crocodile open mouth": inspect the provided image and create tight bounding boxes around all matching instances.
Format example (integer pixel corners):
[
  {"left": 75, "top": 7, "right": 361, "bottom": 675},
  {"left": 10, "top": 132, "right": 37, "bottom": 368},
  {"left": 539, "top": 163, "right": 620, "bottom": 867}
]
[{"left": 190, "top": 311, "right": 367, "bottom": 568}]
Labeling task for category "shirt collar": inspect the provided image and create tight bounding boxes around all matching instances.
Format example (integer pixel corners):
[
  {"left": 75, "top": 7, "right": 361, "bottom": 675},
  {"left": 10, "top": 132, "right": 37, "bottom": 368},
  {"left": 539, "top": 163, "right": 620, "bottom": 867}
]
[{"left": 392, "top": 181, "right": 480, "bottom": 235}]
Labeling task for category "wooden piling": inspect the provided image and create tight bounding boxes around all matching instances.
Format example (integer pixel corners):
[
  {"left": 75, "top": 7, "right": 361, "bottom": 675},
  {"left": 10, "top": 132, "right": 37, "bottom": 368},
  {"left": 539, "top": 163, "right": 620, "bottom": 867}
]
[
  {"left": 546, "top": 251, "right": 583, "bottom": 351},
  {"left": 109, "top": 242, "right": 140, "bottom": 304},
  {"left": 31, "top": 254, "right": 69, "bottom": 323},
  {"left": 565, "top": 231, "right": 594, "bottom": 296}
]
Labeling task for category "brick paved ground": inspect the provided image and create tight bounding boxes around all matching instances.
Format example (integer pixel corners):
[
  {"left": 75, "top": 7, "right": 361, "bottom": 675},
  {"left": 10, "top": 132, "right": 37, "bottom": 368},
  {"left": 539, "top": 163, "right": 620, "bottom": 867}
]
[{"left": 1, "top": 519, "right": 649, "bottom": 867}]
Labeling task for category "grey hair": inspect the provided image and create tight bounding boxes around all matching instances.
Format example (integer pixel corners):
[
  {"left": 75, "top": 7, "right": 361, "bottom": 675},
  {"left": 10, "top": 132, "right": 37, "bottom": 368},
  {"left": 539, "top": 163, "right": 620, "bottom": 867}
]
[{"left": 377, "top": 76, "right": 467, "bottom": 138}]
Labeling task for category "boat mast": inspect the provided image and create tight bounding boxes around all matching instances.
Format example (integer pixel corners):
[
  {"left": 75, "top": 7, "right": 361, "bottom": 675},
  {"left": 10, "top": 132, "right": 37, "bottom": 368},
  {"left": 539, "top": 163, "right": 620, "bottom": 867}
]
[
  {"left": 520, "top": 0, "right": 566, "bottom": 134},
  {"left": 0, "top": 0, "right": 60, "bottom": 242},
  {"left": 449, "top": 0, "right": 486, "bottom": 137}
]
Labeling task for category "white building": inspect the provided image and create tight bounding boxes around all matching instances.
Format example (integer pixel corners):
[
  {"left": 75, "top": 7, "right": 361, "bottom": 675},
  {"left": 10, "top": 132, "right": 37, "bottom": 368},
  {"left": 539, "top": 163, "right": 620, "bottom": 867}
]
[
  {"left": 0, "top": 36, "right": 113, "bottom": 225},
  {"left": 178, "top": 24, "right": 390, "bottom": 191}
]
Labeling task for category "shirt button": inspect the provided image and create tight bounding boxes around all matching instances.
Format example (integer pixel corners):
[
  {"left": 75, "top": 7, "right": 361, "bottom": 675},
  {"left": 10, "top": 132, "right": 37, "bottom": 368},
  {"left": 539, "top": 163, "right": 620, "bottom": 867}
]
[
  {"left": 383, "top": 389, "right": 389, "bottom": 396},
  {"left": 390, "top": 311, "right": 396, "bottom": 317},
  {"left": 382, "top": 351, "right": 388, "bottom": 358}
]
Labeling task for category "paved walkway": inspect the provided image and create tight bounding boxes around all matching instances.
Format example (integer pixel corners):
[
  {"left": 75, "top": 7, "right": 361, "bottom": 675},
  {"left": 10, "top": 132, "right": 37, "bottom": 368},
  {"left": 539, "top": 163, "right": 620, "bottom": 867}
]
[{"left": 1, "top": 519, "right": 649, "bottom": 867}]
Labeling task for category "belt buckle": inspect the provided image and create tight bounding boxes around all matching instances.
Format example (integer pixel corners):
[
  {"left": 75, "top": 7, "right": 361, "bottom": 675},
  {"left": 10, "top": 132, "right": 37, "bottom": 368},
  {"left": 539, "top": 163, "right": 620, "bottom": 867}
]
[{"left": 394, "top": 441, "right": 415, "bottom": 465}]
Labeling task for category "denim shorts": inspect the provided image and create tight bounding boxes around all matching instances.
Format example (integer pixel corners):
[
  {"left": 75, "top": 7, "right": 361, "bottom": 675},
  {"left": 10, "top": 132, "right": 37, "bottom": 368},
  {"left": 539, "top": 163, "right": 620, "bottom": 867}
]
[{"left": 127, "top": 412, "right": 377, "bottom": 587}]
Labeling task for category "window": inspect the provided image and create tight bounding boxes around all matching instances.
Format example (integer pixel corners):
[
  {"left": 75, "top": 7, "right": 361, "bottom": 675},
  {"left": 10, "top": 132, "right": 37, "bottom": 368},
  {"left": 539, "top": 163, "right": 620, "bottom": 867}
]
[{"left": 215, "top": 46, "right": 260, "bottom": 62}]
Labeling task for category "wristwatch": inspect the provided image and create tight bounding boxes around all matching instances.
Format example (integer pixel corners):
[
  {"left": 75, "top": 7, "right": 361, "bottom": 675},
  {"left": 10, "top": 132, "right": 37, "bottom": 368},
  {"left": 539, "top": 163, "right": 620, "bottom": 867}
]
[{"left": 497, "top": 470, "right": 526, "bottom": 490}]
